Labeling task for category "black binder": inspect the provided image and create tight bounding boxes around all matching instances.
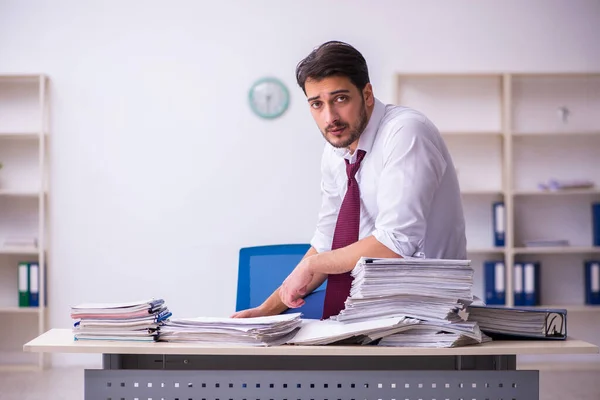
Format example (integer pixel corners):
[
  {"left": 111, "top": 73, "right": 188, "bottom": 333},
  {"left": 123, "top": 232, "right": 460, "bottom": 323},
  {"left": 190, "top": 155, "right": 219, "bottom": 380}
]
[{"left": 467, "top": 305, "right": 567, "bottom": 340}]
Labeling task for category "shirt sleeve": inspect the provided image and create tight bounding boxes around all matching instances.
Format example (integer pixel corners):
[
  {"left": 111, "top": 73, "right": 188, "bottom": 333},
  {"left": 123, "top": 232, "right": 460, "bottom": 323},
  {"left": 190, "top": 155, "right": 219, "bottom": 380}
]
[
  {"left": 372, "top": 118, "right": 448, "bottom": 257},
  {"left": 310, "top": 146, "right": 342, "bottom": 253}
]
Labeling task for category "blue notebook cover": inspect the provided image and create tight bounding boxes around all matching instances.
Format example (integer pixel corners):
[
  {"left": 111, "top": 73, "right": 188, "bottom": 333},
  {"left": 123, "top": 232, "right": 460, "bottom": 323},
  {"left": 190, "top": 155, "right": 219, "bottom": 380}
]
[
  {"left": 523, "top": 261, "right": 541, "bottom": 306},
  {"left": 584, "top": 260, "right": 600, "bottom": 305},
  {"left": 484, "top": 260, "right": 505, "bottom": 305},
  {"left": 513, "top": 262, "right": 524, "bottom": 306},
  {"left": 492, "top": 202, "right": 505, "bottom": 247}
]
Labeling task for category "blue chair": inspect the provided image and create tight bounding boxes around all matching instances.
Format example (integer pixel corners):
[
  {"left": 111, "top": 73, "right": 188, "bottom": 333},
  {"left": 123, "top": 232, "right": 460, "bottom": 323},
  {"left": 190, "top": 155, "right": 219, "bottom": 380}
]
[{"left": 235, "top": 244, "right": 327, "bottom": 319}]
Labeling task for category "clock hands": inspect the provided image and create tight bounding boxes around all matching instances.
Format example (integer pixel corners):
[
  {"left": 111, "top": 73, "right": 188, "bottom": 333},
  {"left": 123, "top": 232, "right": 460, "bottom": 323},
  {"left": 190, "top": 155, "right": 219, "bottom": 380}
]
[{"left": 266, "top": 94, "right": 272, "bottom": 114}]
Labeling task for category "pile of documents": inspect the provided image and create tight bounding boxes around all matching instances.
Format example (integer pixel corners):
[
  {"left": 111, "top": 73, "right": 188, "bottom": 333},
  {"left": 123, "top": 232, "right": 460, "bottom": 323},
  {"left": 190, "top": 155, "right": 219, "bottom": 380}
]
[
  {"left": 71, "top": 298, "right": 171, "bottom": 342},
  {"left": 287, "top": 316, "right": 487, "bottom": 347},
  {"left": 335, "top": 257, "right": 474, "bottom": 323},
  {"left": 159, "top": 313, "right": 302, "bottom": 346},
  {"left": 286, "top": 257, "right": 487, "bottom": 348},
  {"left": 376, "top": 320, "right": 490, "bottom": 348}
]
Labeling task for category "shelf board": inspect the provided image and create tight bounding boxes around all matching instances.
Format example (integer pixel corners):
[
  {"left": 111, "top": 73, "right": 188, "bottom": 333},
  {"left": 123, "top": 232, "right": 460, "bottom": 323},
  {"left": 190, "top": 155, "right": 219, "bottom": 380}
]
[
  {"left": 512, "top": 131, "right": 600, "bottom": 137},
  {"left": 0, "top": 247, "right": 39, "bottom": 255},
  {"left": 0, "top": 306, "right": 40, "bottom": 314},
  {"left": 0, "top": 74, "right": 45, "bottom": 82},
  {"left": 513, "top": 246, "right": 600, "bottom": 254},
  {"left": 467, "top": 248, "right": 505, "bottom": 254},
  {"left": 513, "top": 188, "right": 600, "bottom": 196},
  {"left": 440, "top": 131, "right": 502, "bottom": 137},
  {"left": 0, "top": 189, "right": 44, "bottom": 197},
  {"left": 0, "top": 363, "right": 41, "bottom": 372},
  {"left": 461, "top": 190, "right": 504, "bottom": 196},
  {"left": 0, "top": 132, "right": 42, "bottom": 139}
]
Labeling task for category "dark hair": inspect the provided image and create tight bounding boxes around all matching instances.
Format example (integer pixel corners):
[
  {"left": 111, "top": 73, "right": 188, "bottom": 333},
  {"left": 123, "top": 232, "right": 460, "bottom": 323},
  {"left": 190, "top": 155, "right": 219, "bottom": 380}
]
[{"left": 295, "top": 41, "right": 370, "bottom": 94}]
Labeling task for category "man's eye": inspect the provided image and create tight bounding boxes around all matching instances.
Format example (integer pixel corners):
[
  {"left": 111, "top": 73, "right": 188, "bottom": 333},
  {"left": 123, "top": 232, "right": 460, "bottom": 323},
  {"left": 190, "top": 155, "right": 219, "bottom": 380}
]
[
  {"left": 311, "top": 102, "right": 322, "bottom": 109},
  {"left": 336, "top": 96, "right": 347, "bottom": 102}
]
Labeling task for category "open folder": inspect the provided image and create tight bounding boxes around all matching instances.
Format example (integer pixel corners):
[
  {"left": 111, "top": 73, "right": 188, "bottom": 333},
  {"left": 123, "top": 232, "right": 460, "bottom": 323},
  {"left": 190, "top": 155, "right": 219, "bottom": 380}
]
[{"left": 466, "top": 305, "right": 567, "bottom": 340}]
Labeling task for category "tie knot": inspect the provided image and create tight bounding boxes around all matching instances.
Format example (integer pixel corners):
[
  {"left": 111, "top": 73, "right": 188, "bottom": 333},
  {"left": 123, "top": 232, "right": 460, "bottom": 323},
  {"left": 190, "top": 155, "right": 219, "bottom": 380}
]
[{"left": 345, "top": 149, "right": 366, "bottom": 179}]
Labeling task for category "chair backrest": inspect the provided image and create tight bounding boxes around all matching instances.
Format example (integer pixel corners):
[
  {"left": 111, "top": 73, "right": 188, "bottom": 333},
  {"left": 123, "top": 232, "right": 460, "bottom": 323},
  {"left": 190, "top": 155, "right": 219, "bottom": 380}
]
[{"left": 236, "top": 244, "right": 326, "bottom": 319}]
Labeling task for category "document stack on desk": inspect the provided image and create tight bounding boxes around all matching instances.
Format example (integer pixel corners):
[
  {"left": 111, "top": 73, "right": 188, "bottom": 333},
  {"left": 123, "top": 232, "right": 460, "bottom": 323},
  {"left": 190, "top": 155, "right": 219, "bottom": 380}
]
[
  {"left": 71, "top": 298, "right": 171, "bottom": 342},
  {"left": 336, "top": 257, "right": 474, "bottom": 323},
  {"left": 375, "top": 319, "right": 489, "bottom": 348},
  {"left": 289, "top": 257, "right": 487, "bottom": 347},
  {"left": 159, "top": 312, "right": 302, "bottom": 346},
  {"left": 288, "top": 316, "right": 487, "bottom": 347}
]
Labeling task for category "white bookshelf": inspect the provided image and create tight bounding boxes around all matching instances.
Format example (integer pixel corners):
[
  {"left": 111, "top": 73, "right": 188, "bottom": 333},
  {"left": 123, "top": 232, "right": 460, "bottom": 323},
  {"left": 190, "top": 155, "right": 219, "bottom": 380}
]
[
  {"left": 396, "top": 72, "right": 600, "bottom": 367},
  {"left": 0, "top": 74, "right": 49, "bottom": 370}
]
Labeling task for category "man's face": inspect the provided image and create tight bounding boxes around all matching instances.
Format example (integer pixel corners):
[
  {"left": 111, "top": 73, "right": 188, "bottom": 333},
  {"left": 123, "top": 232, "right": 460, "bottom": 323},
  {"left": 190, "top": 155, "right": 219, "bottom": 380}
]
[{"left": 305, "top": 76, "right": 370, "bottom": 149}]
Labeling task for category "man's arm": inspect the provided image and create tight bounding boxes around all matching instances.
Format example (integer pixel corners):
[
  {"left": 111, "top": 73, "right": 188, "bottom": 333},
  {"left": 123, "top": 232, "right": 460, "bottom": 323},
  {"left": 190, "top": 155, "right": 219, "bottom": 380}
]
[
  {"left": 231, "top": 247, "right": 327, "bottom": 318},
  {"left": 307, "top": 235, "right": 399, "bottom": 275},
  {"left": 279, "top": 236, "right": 399, "bottom": 308}
]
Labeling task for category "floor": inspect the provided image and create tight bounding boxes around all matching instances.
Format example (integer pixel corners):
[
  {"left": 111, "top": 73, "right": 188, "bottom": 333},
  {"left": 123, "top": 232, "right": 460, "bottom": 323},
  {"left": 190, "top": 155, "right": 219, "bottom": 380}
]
[{"left": 0, "top": 367, "right": 599, "bottom": 400}]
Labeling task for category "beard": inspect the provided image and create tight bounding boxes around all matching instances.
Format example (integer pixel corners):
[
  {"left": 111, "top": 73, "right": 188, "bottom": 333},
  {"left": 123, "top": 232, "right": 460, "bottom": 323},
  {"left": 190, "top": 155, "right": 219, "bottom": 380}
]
[{"left": 321, "top": 97, "right": 368, "bottom": 149}]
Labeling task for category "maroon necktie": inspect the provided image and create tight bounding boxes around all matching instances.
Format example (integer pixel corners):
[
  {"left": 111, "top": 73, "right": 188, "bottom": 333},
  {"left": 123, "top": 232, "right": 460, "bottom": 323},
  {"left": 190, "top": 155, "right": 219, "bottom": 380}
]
[{"left": 321, "top": 149, "right": 367, "bottom": 319}]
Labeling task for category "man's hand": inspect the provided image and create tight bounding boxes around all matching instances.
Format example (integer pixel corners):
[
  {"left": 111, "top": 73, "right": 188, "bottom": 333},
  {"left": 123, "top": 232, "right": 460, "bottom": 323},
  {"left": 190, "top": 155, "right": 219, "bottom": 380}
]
[
  {"left": 230, "top": 306, "right": 269, "bottom": 318},
  {"left": 280, "top": 258, "right": 315, "bottom": 308}
]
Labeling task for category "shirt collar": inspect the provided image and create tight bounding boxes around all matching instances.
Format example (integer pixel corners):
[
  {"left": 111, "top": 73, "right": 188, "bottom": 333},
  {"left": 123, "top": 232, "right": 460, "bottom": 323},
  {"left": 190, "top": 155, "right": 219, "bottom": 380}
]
[{"left": 333, "top": 97, "right": 386, "bottom": 162}]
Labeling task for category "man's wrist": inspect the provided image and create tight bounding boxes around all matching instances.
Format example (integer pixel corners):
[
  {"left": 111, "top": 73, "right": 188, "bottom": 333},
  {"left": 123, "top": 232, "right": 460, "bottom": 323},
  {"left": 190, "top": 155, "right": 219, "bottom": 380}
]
[{"left": 303, "top": 253, "right": 319, "bottom": 274}]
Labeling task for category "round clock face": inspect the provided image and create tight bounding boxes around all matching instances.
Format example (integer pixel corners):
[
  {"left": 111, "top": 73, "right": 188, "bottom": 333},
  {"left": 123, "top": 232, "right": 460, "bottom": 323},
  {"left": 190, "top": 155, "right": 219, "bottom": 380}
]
[{"left": 248, "top": 77, "right": 290, "bottom": 119}]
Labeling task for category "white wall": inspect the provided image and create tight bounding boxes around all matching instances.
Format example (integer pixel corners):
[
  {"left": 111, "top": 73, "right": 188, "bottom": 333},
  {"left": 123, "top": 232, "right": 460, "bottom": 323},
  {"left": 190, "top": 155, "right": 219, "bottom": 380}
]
[{"left": 1, "top": 0, "right": 599, "bottom": 366}]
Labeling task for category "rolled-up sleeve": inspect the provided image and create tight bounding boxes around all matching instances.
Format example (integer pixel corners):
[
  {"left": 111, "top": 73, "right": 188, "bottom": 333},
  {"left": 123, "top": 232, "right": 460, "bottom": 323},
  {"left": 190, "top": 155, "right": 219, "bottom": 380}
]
[
  {"left": 372, "top": 119, "right": 447, "bottom": 257},
  {"left": 310, "top": 146, "right": 342, "bottom": 254}
]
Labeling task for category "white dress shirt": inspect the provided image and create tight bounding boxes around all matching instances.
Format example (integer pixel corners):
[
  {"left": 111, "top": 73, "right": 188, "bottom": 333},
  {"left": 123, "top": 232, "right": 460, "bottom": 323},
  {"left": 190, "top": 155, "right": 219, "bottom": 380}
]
[{"left": 310, "top": 97, "right": 467, "bottom": 260}]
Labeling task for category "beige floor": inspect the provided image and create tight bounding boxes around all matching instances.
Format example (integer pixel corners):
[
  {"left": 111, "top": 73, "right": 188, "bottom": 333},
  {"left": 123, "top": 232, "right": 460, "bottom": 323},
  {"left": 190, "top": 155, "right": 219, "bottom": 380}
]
[{"left": 0, "top": 367, "right": 599, "bottom": 400}]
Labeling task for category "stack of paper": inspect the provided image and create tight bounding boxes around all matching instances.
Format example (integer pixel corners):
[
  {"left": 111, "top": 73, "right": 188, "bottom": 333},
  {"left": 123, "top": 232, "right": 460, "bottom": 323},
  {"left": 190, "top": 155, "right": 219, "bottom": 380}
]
[
  {"left": 286, "top": 257, "right": 486, "bottom": 348},
  {"left": 287, "top": 316, "right": 410, "bottom": 345},
  {"left": 335, "top": 257, "right": 474, "bottom": 323},
  {"left": 159, "top": 313, "right": 302, "bottom": 346},
  {"left": 71, "top": 298, "right": 171, "bottom": 342},
  {"left": 287, "top": 316, "right": 488, "bottom": 347},
  {"left": 375, "top": 320, "right": 491, "bottom": 348}
]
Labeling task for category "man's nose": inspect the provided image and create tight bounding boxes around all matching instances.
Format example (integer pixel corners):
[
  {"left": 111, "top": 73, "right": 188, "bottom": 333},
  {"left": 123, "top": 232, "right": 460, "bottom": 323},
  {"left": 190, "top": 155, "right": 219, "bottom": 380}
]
[{"left": 323, "top": 104, "right": 339, "bottom": 126}]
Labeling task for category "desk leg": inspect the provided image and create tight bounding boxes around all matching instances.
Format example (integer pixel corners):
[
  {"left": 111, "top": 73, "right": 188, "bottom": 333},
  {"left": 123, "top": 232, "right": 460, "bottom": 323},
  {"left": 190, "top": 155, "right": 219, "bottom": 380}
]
[
  {"left": 102, "top": 354, "right": 123, "bottom": 370},
  {"left": 455, "top": 355, "right": 517, "bottom": 370}
]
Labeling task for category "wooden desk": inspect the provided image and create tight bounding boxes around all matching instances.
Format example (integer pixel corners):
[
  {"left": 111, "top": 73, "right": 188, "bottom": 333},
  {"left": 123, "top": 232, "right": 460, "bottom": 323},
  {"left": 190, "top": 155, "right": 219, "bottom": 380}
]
[{"left": 24, "top": 329, "right": 599, "bottom": 400}]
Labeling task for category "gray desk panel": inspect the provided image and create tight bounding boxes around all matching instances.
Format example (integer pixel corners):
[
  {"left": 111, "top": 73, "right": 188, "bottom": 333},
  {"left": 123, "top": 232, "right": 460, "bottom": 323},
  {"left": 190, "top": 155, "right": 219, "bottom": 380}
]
[{"left": 85, "top": 369, "right": 538, "bottom": 400}]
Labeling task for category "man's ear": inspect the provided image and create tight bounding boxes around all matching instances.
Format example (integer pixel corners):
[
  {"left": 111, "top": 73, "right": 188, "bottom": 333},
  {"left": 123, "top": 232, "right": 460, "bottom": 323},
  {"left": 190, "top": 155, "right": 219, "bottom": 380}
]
[{"left": 362, "top": 83, "right": 374, "bottom": 107}]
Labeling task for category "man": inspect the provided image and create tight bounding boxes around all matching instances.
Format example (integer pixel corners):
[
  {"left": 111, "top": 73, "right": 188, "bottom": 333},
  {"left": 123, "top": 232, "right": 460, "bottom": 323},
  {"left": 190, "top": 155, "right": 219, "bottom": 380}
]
[{"left": 233, "top": 41, "right": 466, "bottom": 320}]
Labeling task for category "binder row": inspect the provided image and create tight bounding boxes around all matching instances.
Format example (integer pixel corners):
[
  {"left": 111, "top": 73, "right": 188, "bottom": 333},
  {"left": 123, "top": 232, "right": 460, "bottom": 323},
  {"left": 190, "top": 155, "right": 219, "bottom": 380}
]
[
  {"left": 484, "top": 260, "right": 539, "bottom": 306},
  {"left": 18, "top": 261, "right": 44, "bottom": 307},
  {"left": 485, "top": 260, "right": 600, "bottom": 306}
]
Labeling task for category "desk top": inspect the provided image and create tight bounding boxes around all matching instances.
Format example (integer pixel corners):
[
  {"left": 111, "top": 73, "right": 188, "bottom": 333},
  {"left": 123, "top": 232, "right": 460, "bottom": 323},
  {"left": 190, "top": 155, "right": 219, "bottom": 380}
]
[{"left": 23, "top": 329, "right": 599, "bottom": 357}]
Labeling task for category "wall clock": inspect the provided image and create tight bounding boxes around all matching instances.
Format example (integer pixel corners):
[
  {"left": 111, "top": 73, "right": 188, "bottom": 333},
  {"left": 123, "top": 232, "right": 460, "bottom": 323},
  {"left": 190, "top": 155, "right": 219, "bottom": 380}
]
[{"left": 248, "top": 77, "right": 290, "bottom": 119}]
